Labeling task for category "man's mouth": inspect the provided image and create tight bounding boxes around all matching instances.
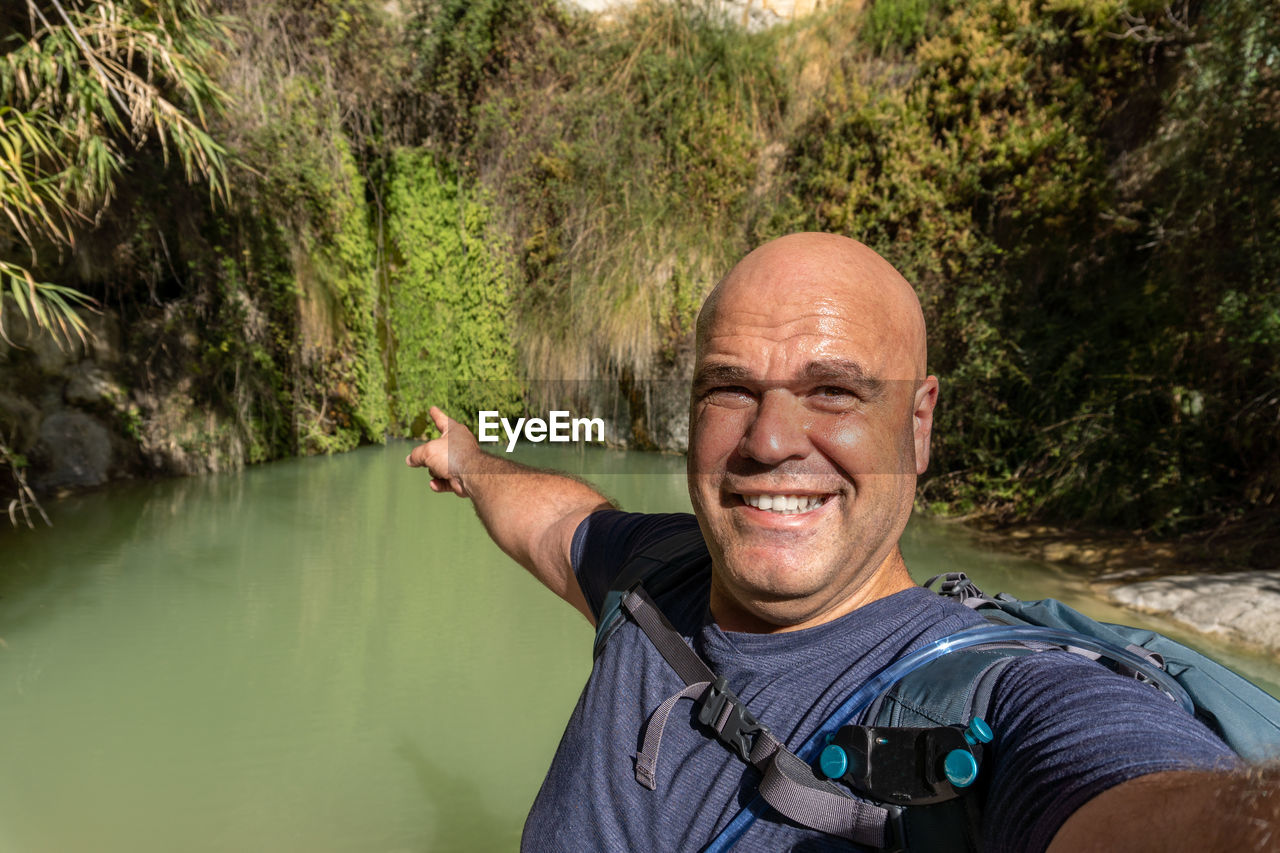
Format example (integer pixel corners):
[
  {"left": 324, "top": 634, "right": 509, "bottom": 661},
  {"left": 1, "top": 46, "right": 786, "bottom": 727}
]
[{"left": 739, "top": 493, "right": 830, "bottom": 515}]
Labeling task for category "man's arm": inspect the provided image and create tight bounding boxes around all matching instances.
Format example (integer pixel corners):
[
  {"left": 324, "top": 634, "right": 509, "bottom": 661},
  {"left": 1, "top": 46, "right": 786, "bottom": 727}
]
[
  {"left": 1048, "top": 766, "right": 1279, "bottom": 852},
  {"left": 405, "top": 406, "right": 613, "bottom": 623}
]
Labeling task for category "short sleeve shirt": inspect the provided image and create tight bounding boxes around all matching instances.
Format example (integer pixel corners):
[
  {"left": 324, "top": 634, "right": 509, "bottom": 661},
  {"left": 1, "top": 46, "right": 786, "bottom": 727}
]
[{"left": 520, "top": 511, "right": 1234, "bottom": 852}]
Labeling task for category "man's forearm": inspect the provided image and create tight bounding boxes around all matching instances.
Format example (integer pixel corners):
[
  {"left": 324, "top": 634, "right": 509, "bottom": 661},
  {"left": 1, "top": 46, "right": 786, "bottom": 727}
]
[
  {"left": 1048, "top": 766, "right": 1279, "bottom": 852},
  {"left": 453, "top": 449, "right": 613, "bottom": 622},
  {"left": 407, "top": 407, "right": 614, "bottom": 622}
]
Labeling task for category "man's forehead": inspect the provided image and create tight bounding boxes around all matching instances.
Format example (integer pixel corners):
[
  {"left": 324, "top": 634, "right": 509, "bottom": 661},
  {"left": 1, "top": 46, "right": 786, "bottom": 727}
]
[
  {"left": 697, "top": 279, "right": 909, "bottom": 372},
  {"left": 698, "top": 308, "right": 892, "bottom": 369},
  {"left": 692, "top": 356, "right": 887, "bottom": 395},
  {"left": 697, "top": 234, "right": 927, "bottom": 378}
]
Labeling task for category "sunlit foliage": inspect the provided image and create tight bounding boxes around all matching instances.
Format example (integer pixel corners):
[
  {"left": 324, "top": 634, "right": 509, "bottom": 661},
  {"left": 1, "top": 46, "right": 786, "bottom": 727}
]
[{"left": 0, "top": 0, "right": 230, "bottom": 347}]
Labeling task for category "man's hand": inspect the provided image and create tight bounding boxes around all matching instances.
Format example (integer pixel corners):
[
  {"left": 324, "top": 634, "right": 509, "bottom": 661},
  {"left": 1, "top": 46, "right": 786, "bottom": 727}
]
[{"left": 405, "top": 406, "right": 477, "bottom": 497}]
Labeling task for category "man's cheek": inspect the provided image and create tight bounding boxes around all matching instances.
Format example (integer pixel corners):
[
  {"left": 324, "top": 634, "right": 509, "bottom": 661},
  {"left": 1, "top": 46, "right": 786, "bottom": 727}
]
[
  {"left": 692, "top": 415, "right": 746, "bottom": 462},
  {"left": 815, "top": 419, "right": 865, "bottom": 459}
]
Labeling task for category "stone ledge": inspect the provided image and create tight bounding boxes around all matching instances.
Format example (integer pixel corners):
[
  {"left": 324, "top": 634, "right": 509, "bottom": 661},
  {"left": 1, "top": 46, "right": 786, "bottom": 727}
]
[{"left": 1108, "top": 572, "right": 1280, "bottom": 654}]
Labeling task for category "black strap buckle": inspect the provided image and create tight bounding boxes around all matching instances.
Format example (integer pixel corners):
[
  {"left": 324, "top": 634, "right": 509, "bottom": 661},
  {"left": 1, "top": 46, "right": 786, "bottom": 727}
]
[{"left": 698, "top": 676, "right": 766, "bottom": 762}]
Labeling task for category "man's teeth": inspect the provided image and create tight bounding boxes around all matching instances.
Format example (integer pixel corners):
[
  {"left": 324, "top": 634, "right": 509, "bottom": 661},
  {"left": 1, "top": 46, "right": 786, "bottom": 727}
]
[{"left": 742, "top": 494, "right": 825, "bottom": 514}]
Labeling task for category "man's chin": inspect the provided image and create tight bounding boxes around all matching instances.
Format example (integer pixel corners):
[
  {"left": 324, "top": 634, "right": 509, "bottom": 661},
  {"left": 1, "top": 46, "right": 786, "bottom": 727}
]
[
  {"left": 722, "top": 540, "right": 821, "bottom": 577},
  {"left": 710, "top": 579, "right": 839, "bottom": 633},
  {"left": 717, "top": 558, "right": 826, "bottom": 606}
]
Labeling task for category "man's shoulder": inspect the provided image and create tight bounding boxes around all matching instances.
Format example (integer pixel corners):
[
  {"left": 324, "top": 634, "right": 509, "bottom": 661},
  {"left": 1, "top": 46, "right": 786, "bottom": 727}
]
[
  {"left": 980, "top": 647, "right": 1235, "bottom": 852},
  {"left": 570, "top": 510, "right": 702, "bottom": 572},
  {"left": 571, "top": 510, "right": 704, "bottom": 616}
]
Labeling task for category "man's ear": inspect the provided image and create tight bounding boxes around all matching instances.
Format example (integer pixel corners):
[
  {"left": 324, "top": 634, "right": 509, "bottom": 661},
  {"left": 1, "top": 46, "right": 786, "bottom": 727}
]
[{"left": 913, "top": 376, "right": 939, "bottom": 475}]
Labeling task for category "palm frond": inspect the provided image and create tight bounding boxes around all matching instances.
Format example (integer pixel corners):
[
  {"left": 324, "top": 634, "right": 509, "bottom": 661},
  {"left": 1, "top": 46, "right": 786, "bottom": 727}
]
[
  {"left": 0, "top": 259, "right": 96, "bottom": 349},
  {"left": 0, "top": 0, "right": 230, "bottom": 350}
]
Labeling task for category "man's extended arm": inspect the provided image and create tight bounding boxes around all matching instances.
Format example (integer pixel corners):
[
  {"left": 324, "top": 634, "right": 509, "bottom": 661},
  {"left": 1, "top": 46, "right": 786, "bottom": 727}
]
[
  {"left": 405, "top": 406, "right": 613, "bottom": 623},
  {"left": 1048, "top": 767, "right": 1279, "bottom": 852}
]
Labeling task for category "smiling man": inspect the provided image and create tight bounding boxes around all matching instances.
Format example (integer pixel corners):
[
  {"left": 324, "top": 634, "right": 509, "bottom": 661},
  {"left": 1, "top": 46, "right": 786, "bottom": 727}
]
[
  {"left": 686, "top": 234, "right": 934, "bottom": 634},
  {"left": 407, "top": 234, "right": 1273, "bottom": 851}
]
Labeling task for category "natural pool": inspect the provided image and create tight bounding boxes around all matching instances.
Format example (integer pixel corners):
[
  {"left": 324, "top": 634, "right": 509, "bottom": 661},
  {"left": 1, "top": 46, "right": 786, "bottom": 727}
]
[{"left": 2, "top": 443, "right": 1275, "bottom": 852}]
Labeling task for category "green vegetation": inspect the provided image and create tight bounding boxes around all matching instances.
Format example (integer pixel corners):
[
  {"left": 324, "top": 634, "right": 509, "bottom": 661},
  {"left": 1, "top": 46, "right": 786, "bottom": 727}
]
[
  {"left": 2, "top": 0, "right": 1276, "bottom": 549},
  {"left": 385, "top": 148, "right": 521, "bottom": 434},
  {"left": 0, "top": 0, "right": 230, "bottom": 347},
  {"left": 462, "top": 0, "right": 788, "bottom": 381}
]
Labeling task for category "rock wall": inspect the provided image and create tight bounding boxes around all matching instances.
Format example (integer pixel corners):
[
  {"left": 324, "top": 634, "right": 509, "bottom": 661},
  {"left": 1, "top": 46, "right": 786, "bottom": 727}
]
[
  {"left": 564, "top": 0, "right": 831, "bottom": 30},
  {"left": 0, "top": 309, "right": 141, "bottom": 495},
  {"left": 0, "top": 300, "right": 259, "bottom": 502},
  {"left": 600, "top": 343, "right": 695, "bottom": 453}
]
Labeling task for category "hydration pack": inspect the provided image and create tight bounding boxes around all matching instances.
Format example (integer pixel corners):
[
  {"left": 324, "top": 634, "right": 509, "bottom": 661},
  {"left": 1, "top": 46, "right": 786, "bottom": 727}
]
[
  {"left": 592, "top": 531, "right": 1280, "bottom": 851},
  {"left": 921, "top": 572, "right": 1280, "bottom": 763}
]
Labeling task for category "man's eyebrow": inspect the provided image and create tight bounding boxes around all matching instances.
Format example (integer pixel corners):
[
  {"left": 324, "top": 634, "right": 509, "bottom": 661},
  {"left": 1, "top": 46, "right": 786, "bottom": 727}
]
[
  {"left": 692, "top": 363, "right": 753, "bottom": 390},
  {"left": 692, "top": 359, "right": 885, "bottom": 396}
]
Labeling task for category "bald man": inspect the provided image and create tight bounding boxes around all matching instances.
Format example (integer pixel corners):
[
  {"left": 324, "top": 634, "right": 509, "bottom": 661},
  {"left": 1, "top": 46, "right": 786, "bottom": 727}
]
[{"left": 408, "top": 234, "right": 1270, "bottom": 851}]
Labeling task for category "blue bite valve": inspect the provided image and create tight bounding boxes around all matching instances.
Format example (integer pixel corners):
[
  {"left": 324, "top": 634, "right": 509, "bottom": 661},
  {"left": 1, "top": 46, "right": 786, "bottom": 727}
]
[
  {"left": 945, "top": 717, "right": 991, "bottom": 789},
  {"left": 818, "top": 744, "right": 849, "bottom": 780},
  {"left": 964, "top": 717, "right": 993, "bottom": 745},
  {"left": 944, "top": 749, "right": 979, "bottom": 788}
]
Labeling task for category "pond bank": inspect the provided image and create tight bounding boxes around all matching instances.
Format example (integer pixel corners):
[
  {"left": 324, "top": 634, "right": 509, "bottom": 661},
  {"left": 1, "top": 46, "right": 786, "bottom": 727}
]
[{"left": 960, "top": 517, "right": 1280, "bottom": 655}]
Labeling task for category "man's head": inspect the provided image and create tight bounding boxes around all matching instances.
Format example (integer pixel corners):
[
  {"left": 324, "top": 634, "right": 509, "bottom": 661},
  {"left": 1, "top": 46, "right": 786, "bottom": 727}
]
[{"left": 687, "top": 233, "right": 938, "bottom": 633}]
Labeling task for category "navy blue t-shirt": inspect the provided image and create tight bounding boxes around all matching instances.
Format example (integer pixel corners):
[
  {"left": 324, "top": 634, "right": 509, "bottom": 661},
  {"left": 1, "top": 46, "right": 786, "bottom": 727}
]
[{"left": 521, "top": 511, "right": 1234, "bottom": 852}]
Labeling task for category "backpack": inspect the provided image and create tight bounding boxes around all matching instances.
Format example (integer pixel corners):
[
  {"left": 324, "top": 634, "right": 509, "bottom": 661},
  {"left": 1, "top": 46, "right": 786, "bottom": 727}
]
[
  {"left": 738, "top": 571, "right": 1280, "bottom": 852},
  {"left": 593, "top": 532, "right": 1280, "bottom": 851},
  {"left": 920, "top": 572, "right": 1280, "bottom": 763}
]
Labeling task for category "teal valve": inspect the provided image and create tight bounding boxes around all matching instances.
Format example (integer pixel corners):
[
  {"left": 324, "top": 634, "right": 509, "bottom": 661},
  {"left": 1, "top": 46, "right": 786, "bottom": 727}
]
[
  {"left": 944, "top": 717, "right": 991, "bottom": 789},
  {"left": 964, "top": 717, "right": 993, "bottom": 745},
  {"left": 818, "top": 744, "right": 849, "bottom": 780},
  {"left": 944, "top": 749, "right": 979, "bottom": 788}
]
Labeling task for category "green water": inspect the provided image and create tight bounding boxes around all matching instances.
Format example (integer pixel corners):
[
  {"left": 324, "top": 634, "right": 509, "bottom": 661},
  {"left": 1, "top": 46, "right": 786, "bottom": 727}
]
[{"left": 1, "top": 444, "right": 1276, "bottom": 852}]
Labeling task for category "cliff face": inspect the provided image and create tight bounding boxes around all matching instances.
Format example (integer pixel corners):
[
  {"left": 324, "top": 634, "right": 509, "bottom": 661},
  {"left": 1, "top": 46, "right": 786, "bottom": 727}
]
[
  {"left": 4, "top": 0, "right": 1276, "bottom": 540},
  {"left": 564, "top": 0, "right": 831, "bottom": 29},
  {"left": 2, "top": 301, "right": 278, "bottom": 498}
]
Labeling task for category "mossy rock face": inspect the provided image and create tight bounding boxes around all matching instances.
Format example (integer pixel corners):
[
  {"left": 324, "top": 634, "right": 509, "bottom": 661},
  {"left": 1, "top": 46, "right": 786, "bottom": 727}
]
[
  {"left": 384, "top": 149, "right": 521, "bottom": 435},
  {"left": 0, "top": 307, "right": 140, "bottom": 494},
  {"left": 0, "top": 390, "right": 43, "bottom": 454}
]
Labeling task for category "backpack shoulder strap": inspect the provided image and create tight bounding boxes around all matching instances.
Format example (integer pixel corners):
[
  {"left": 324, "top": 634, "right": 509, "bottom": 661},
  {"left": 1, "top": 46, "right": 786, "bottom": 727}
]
[
  {"left": 621, "top": 583, "right": 901, "bottom": 850},
  {"left": 591, "top": 525, "right": 710, "bottom": 659}
]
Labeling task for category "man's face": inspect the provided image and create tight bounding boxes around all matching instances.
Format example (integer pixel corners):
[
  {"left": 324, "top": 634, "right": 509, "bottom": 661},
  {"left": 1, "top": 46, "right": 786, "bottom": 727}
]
[{"left": 687, "top": 244, "right": 935, "bottom": 632}]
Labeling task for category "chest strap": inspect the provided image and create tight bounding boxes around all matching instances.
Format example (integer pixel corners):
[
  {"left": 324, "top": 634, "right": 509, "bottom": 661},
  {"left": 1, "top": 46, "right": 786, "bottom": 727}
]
[{"left": 621, "top": 584, "right": 898, "bottom": 849}]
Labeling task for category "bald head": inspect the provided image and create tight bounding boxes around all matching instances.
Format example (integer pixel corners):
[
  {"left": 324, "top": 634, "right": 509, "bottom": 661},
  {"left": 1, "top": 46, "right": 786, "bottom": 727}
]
[{"left": 697, "top": 233, "right": 928, "bottom": 380}]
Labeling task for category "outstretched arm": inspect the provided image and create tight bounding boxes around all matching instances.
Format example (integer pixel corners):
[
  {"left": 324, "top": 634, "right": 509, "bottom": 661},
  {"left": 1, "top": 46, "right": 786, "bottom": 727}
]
[
  {"left": 1048, "top": 766, "right": 1279, "bottom": 852},
  {"left": 405, "top": 406, "right": 613, "bottom": 623}
]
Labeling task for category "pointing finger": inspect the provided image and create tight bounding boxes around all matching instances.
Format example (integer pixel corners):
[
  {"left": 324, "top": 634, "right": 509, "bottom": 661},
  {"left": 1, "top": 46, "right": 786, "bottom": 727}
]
[{"left": 429, "top": 406, "right": 451, "bottom": 437}]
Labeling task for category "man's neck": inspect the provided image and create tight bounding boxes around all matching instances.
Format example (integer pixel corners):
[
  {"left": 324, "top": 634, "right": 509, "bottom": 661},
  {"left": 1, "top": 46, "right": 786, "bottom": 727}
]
[{"left": 710, "top": 549, "right": 917, "bottom": 634}]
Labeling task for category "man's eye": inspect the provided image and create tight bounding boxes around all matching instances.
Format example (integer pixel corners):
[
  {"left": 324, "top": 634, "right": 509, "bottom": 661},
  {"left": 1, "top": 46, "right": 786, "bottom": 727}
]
[
  {"left": 703, "top": 386, "right": 755, "bottom": 407},
  {"left": 811, "top": 386, "right": 861, "bottom": 411},
  {"left": 817, "top": 386, "right": 856, "bottom": 399}
]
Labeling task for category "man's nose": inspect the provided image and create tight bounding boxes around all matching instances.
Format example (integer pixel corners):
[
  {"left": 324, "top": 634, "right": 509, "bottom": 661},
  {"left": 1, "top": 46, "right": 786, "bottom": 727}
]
[{"left": 738, "top": 390, "right": 810, "bottom": 464}]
